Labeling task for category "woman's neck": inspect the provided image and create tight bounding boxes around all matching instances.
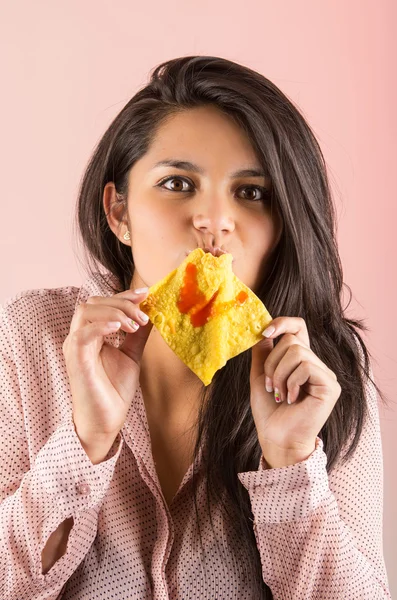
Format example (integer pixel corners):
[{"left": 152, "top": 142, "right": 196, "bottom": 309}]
[{"left": 139, "top": 326, "right": 205, "bottom": 426}]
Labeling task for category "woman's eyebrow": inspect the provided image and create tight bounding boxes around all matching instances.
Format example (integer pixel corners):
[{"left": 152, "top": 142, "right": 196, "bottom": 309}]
[{"left": 151, "top": 159, "right": 268, "bottom": 179}]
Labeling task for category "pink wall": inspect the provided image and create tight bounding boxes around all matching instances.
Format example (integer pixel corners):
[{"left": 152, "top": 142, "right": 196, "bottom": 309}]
[{"left": 1, "top": 0, "right": 395, "bottom": 594}]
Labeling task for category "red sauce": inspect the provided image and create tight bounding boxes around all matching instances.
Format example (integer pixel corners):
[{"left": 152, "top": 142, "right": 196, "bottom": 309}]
[
  {"left": 176, "top": 263, "right": 206, "bottom": 314},
  {"left": 190, "top": 290, "right": 219, "bottom": 327},
  {"left": 177, "top": 262, "right": 248, "bottom": 327},
  {"left": 236, "top": 290, "right": 248, "bottom": 304}
]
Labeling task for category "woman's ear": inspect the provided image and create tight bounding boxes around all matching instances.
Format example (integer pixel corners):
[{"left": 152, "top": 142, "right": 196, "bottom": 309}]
[{"left": 102, "top": 182, "right": 130, "bottom": 244}]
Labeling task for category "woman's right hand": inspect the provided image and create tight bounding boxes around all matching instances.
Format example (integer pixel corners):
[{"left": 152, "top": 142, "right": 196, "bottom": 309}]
[{"left": 62, "top": 287, "right": 153, "bottom": 462}]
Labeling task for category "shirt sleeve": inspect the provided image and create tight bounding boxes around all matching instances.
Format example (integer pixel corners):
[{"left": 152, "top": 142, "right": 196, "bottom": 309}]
[
  {"left": 0, "top": 303, "right": 124, "bottom": 600},
  {"left": 237, "top": 358, "right": 391, "bottom": 599}
]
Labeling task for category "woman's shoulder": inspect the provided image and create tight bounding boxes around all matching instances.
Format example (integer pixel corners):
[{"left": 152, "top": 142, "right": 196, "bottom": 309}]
[
  {"left": 0, "top": 270, "right": 121, "bottom": 345},
  {"left": 1, "top": 284, "right": 80, "bottom": 327},
  {"left": 2, "top": 271, "right": 120, "bottom": 315},
  {"left": 0, "top": 285, "right": 81, "bottom": 358},
  {"left": 2, "top": 284, "right": 78, "bottom": 309}
]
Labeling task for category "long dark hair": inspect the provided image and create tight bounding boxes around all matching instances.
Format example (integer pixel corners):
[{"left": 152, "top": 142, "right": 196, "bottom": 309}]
[{"left": 74, "top": 55, "right": 390, "bottom": 598}]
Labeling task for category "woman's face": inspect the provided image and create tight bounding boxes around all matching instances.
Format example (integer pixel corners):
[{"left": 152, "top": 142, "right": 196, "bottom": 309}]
[{"left": 110, "top": 105, "right": 282, "bottom": 292}]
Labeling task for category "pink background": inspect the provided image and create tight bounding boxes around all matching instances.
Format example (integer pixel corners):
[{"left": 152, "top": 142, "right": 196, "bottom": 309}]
[{"left": 1, "top": 0, "right": 395, "bottom": 593}]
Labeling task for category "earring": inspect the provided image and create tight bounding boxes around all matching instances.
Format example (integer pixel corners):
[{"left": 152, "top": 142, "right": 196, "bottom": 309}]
[{"left": 123, "top": 230, "right": 131, "bottom": 241}]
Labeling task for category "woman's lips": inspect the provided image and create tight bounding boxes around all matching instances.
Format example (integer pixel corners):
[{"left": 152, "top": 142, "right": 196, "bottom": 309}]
[
  {"left": 185, "top": 248, "right": 235, "bottom": 261},
  {"left": 203, "top": 246, "right": 227, "bottom": 257}
]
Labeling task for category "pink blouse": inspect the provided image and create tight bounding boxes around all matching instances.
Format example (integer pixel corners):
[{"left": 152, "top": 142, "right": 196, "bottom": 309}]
[{"left": 0, "top": 271, "right": 391, "bottom": 599}]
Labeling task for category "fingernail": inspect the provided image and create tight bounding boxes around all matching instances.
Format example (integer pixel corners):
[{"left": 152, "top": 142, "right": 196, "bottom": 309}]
[
  {"left": 265, "top": 376, "right": 274, "bottom": 393},
  {"left": 274, "top": 388, "right": 281, "bottom": 402},
  {"left": 134, "top": 287, "right": 149, "bottom": 294},
  {"left": 130, "top": 320, "right": 139, "bottom": 330},
  {"left": 138, "top": 311, "right": 149, "bottom": 322},
  {"left": 287, "top": 392, "right": 292, "bottom": 404},
  {"left": 262, "top": 325, "right": 276, "bottom": 338}
]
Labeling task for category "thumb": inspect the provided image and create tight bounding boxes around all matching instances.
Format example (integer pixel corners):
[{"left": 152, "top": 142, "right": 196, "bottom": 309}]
[
  {"left": 250, "top": 335, "right": 274, "bottom": 384},
  {"left": 119, "top": 320, "right": 153, "bottom": 365}
]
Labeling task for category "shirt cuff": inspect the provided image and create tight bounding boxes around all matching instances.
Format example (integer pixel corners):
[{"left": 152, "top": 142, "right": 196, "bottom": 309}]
[
  {"left": 33, "top": 419, "right": 123, "bottom": 517},
  {"left": 237, "top": 436, "right": 330, "bottom": 523}
]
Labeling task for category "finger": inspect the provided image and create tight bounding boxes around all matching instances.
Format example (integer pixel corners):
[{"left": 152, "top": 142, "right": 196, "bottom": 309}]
[
  {"left": 86, "top": 288, "right": 149, "bottom": 306},
  {"left": 88, "top": 298, "right": 150, "bottom": 328},
  {"left": 86, "top": 287, "right": 150, "bottom": 316},
  {"left": 251, "top": 328, "right": 309, "bottom": 386},
  {"left": 64, "top": 320, "right": 122, "bottom": 369},
  {"left": 72, "top": 301, "right": 149, "bottom": 335},
  {"left": 112, "top": 287, "right": 150, "bottom": 302},
  {"left": 73, "top": 320, "right": 121, "bottom": 346},
  {"left": 262, "top": 316, "right": 310, "bottom": 349},
  {"left": 266, "top": 341, "right": 336, "bottom": 401},
  {"left": 286, "top": 361, "right": 341, "bottom": 408}
]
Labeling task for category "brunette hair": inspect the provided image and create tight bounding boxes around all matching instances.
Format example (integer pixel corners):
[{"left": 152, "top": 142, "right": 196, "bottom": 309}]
[{"left": 74, "top": 55, "right": 389, "bottom": 598}]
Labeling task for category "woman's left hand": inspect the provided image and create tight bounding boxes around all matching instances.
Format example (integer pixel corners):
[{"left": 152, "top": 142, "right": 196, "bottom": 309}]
[{"left": 250, "top": 316, "right": 341, "bottom": 469}]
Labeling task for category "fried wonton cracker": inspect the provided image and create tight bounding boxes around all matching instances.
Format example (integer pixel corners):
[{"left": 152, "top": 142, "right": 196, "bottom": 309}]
[{"left": 139, "top": 248, "right": 273, "bottom": 386}]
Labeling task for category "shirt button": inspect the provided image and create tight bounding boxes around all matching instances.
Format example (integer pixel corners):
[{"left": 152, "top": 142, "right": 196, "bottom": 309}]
[{"left": 76, "top": 482, "right": 91, "bottom": 495}]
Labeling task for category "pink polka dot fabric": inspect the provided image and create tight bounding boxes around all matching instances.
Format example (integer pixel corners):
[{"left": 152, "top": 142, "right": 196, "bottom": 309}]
[{"left": 0, "top": 272, "right": 391, "bottom": 599}]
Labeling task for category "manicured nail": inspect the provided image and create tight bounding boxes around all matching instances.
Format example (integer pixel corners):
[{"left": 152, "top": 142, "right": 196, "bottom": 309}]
[
  {"left": 138, "top": 311, "right": 149, "bottom": 322},
  {"left": 265, "top": 376, "right": 274, "bottom": 393},
  {"left": 287, "top": 392, "right": 292, "bottom": 404},
  {"left": 130, "top": 320, "right": 139, "bottom": 330},
  {"left": 134, "top": 287, "right": 149, "bottom": 294},
  {"left": 274, "top": 388, "right": 281, "bottom": 402},
  {"left": 262, "top": 325, "right": 276, "bottom": 338}
]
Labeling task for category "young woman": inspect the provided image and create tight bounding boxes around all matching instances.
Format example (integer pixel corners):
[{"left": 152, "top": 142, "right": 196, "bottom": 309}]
[{"left": 0, "top": 55, "right": 391, "bottom": 599}]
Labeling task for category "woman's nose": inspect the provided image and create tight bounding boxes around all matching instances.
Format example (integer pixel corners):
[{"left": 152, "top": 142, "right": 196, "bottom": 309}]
[{"left": 192, "top": 195, "right": 236, "bottom": 235}]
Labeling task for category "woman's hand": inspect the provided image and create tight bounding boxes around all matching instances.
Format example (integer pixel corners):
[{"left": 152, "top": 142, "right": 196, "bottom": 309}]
[
  {"left": 63, "top": 288, "right": 153, "bottom": 462},
  {"left": 249, "top": 317, "right": 341, "bottom": 469}
]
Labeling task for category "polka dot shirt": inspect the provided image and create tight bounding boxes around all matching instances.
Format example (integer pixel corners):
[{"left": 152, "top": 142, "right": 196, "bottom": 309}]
[{"left": 0, "top": 272, "right": 391, "bottom": 599}]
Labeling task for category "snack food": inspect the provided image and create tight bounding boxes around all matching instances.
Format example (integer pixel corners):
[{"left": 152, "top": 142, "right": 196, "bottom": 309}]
[{"left": 139, "top": 248, "right": 273, "bottom": 385}]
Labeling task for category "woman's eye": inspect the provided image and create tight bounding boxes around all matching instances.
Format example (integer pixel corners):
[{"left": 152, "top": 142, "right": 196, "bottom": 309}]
[
  {"left": 238, "top": 185, "right": 271, "bottom": 202},
  {"left": 157, "top": 176, "right": 270, "bottom": 202},
  {"left": 158, "top": 176, "right": 192, "bottom": 192}
]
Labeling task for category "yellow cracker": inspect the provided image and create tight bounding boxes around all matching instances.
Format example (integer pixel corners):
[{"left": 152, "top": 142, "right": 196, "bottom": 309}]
[{"left": 139, "top": 248, "right": 272, "bottom": 386}]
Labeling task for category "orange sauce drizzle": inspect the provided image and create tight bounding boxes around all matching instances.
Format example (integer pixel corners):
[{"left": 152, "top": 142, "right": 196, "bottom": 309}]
[{"left": 176, "top": 262, "right": 248, "bottom": 327}]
